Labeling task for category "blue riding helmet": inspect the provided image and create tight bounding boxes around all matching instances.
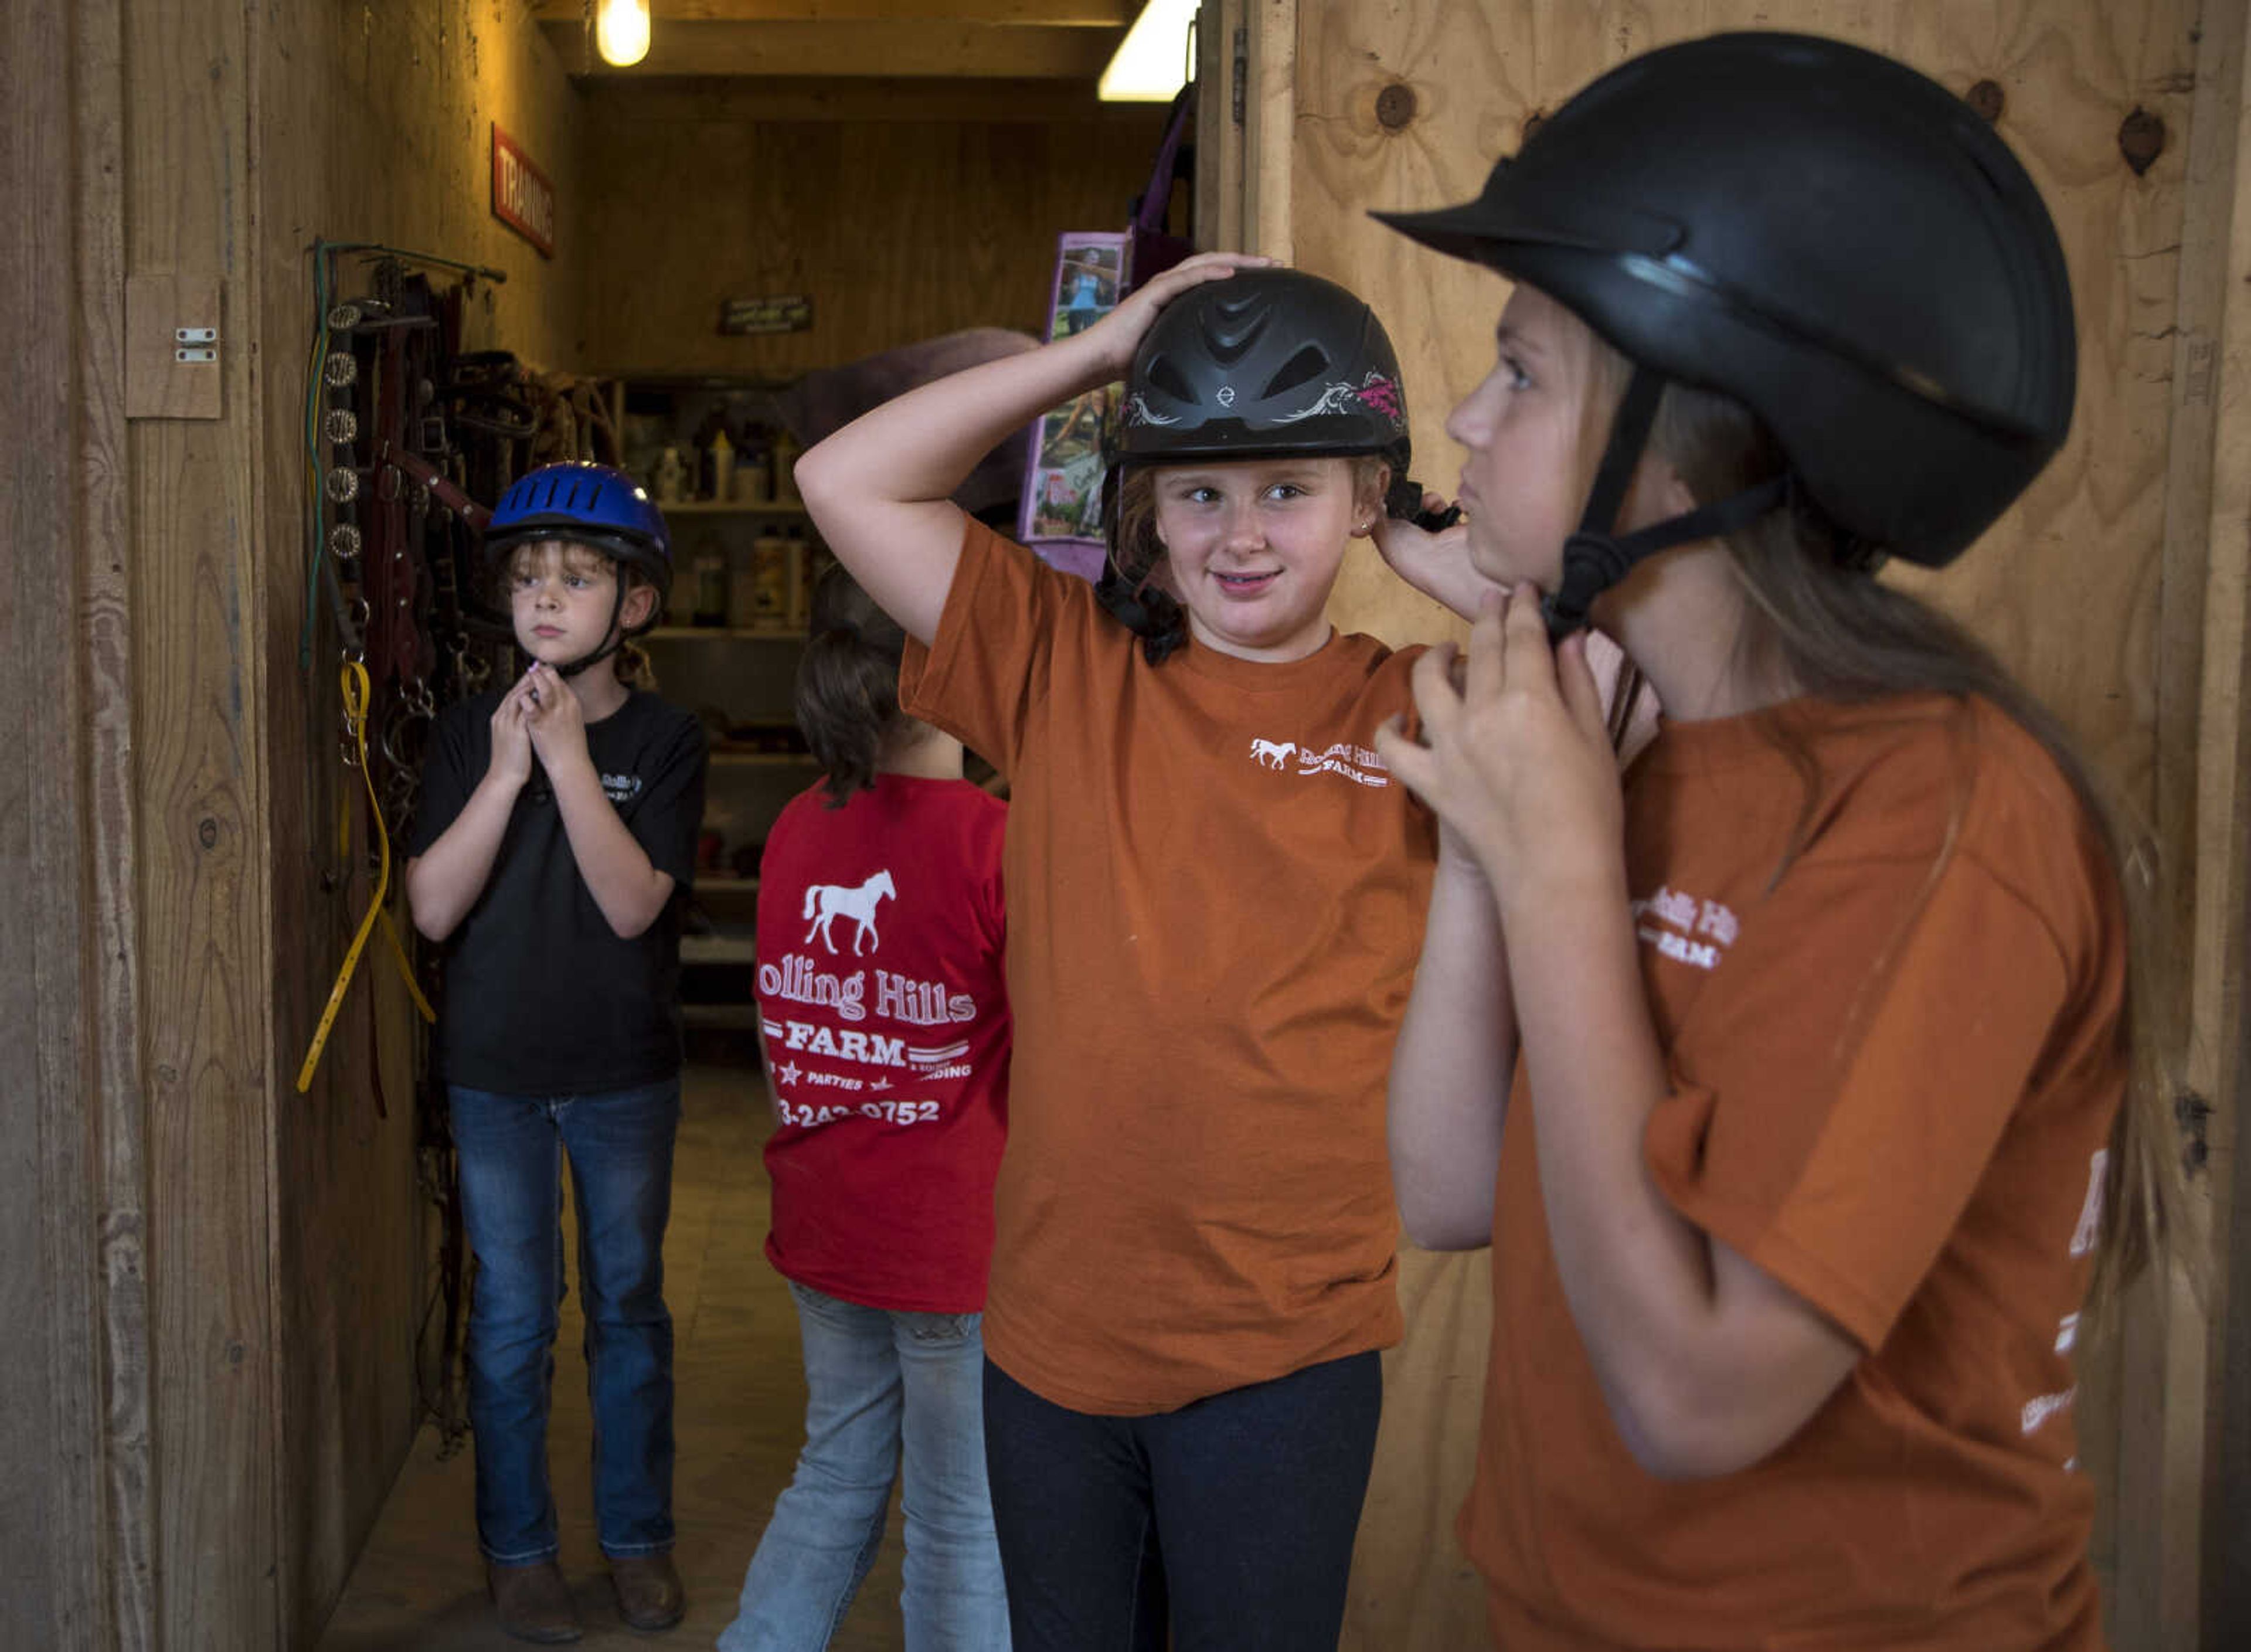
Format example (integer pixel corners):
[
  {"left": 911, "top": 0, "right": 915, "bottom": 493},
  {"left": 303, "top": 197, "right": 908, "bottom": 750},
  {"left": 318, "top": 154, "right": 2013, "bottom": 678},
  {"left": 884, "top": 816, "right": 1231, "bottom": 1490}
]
[
  {"left": 485, "top": 461, "right": 672, "bottom": 586},
  {"left": 484, "top": 461, "right": 672, "bottom": 677}
]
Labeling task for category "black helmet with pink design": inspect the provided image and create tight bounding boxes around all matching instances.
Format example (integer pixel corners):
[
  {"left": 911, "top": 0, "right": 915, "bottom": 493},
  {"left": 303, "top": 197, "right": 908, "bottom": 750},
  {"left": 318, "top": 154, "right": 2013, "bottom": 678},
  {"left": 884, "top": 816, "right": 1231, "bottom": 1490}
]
[{"left": 1112, "top": 267, "right": 1414, "bottom": 514}]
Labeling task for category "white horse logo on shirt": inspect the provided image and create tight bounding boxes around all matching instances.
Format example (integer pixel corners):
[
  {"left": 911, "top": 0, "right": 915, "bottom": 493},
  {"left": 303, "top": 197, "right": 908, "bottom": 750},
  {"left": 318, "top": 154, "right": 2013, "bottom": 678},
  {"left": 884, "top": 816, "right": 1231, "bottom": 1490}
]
[
  {"left": 1251, "top": 738, "right": 1297, "bottom": 770},
  {"left": 803, "top": 870, "right": 897, "bottom": 956}
]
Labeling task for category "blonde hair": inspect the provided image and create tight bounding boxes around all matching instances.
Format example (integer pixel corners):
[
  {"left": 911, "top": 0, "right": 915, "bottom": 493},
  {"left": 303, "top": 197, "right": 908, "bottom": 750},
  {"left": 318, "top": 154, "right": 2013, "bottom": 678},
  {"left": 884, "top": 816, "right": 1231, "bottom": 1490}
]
[{"left": 503, "top": 538, "right": 659, "bottom": 688}]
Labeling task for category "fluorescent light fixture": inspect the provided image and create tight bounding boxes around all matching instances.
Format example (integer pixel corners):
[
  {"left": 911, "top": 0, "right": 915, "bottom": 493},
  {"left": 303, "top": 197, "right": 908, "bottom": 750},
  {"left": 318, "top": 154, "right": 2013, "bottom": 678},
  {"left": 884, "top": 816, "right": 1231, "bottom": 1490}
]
[
  {"left": 596, "top": 0, "right": 651, "bottom": 68},
  {"left": 1100, "top": 0, "right": 1197, "bottom": 102}
]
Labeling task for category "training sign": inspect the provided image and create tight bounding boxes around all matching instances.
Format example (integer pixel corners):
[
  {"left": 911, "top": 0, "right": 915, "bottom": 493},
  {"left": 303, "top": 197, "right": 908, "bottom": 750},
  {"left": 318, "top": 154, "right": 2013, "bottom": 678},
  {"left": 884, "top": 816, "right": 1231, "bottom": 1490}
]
[{"left": 490, "top": 126, "right": 556, "bottom": 258}]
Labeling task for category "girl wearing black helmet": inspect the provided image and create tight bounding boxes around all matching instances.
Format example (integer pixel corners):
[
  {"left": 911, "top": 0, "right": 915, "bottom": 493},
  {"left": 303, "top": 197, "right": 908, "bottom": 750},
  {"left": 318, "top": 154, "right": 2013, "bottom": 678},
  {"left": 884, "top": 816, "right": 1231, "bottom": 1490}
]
[
  {"left": 406, "top": 461, "right": 707, "bottom": 1640},
  {"left": 1372, "top": 33, "right": 2179, "bottom": 1651},
  {"left": 792, "top": 253, "right": 1580, "bottom": 1649}
]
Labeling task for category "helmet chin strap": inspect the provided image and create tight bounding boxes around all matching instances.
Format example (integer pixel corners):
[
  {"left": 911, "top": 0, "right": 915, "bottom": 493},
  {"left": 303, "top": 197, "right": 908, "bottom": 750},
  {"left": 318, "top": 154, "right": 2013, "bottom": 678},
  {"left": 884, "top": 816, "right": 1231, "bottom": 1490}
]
[
  {"left": 549, "top": 577, "right": 631, "bottom": 679},
  {"left": 1542, "top": 364, "right": 1789, "bottom": 640}
]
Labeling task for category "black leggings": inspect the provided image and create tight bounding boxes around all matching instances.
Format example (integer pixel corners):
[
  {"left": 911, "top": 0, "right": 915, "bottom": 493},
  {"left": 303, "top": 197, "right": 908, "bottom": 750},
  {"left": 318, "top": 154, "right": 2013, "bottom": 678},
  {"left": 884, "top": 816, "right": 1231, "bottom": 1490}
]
[{"left": 982, "top": 1351, "right": 1383, "bottom": 1651}]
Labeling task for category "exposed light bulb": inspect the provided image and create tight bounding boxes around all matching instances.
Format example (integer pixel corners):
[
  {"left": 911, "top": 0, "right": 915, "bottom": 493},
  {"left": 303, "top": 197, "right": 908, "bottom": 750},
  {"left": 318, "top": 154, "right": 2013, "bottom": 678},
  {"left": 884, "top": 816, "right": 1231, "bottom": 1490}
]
[
  {"left": 596, "top": 0, "right": 651, "bottom": 69},
  {"left": 1099, "top": 0, "right": 1197, "bottom": 103}
]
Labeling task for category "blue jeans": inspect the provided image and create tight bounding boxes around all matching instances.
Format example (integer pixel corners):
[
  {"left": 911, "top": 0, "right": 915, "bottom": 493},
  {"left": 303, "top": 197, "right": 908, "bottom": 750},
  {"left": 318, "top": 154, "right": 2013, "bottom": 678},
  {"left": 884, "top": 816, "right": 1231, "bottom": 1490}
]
[
  {"left": 982, "top": 1351, "right": 1383, "bottom": 1651},
  {"left": 449, "top": 1079, "right": 679, "bottom": 1563},
  {"left": 718, "top": 1281, "right": 1010, "bottom": 1651}
]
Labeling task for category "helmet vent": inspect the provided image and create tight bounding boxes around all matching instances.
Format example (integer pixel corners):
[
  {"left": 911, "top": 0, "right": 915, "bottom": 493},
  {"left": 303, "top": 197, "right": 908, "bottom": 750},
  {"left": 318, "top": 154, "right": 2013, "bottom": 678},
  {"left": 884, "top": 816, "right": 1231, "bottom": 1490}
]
[
  {"left": 1262, "top": 344, "right": 1331, "bottom": 399},
  {"left": 1147, "top": 354, "right": 1197, "bottom": 403},
  {"left": 1201, "top": 303, "right": 1268, "bottom": 366}
]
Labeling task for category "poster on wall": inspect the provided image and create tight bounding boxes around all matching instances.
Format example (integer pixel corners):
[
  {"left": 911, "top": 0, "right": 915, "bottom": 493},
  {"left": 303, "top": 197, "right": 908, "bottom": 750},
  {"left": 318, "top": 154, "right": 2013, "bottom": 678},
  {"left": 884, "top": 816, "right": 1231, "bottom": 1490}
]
[
  {"left": 491, "top": 125, "right": 556, "bottom": 259},
  {"left": 1016, "top": 231, "right": 1128, "bottom": 580}
]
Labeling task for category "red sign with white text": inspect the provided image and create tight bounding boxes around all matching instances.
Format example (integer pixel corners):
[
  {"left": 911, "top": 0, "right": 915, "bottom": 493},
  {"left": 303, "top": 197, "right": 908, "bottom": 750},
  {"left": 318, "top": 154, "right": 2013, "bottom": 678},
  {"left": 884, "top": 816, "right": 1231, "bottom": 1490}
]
[{"left": 491, "top": 126, "right": 556, "bottom": 259}]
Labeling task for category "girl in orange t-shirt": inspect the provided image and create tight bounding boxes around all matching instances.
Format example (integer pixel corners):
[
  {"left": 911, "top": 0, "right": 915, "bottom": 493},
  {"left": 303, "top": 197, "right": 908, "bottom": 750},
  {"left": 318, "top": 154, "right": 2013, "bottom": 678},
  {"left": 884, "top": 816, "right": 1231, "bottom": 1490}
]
[
  {"left": 1370, "top": 33, "right": 2184, "bottom": 1652},
  {"left": 785, "top": 262, "right": 1548, "bottom": 1648}
]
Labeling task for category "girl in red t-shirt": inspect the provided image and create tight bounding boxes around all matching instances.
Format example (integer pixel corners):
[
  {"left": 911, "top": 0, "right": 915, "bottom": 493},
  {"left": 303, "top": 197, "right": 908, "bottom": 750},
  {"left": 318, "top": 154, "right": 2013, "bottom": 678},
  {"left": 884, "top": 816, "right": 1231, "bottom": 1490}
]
[
  {"left": 717, "top": 565, "right": 1012, "bottom": 1651},
  {"left": 1371, "top": 32, "right": 2185, "bottom": 1652}
]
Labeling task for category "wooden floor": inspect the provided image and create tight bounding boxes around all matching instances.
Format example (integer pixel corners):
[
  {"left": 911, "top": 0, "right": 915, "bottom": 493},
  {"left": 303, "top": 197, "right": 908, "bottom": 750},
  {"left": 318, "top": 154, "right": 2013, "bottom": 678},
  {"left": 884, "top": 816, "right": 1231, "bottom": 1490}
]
[{"left": 315, "top": 1060, "right": 909, "bottom": 1651}]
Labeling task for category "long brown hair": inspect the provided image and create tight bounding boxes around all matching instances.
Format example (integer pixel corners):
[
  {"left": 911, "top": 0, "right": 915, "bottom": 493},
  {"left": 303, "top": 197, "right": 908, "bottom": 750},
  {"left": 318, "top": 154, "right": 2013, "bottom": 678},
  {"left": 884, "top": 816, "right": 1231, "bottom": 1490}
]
[
  {"left": 796, "top": 562, "right": 908, "bottom": 805},
  {"left": 1594, "top": 340, "right": 2184, "bottom": 1322}
]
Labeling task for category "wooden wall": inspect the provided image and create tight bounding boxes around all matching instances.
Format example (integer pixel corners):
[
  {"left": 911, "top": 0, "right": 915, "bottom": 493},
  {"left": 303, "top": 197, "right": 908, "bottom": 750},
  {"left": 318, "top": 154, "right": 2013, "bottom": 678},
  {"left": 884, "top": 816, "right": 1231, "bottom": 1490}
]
[
  {"left": 1228, "top": 0, "right": 2240, "bottom": 1646},
  {"left": 252, "top": 4, "right": 586, "bottom": 1643},
  {"left": 4, "top": 1, "right": 586, "bottom": 1647},
  {"left": 1, "top": 0, "right": 125, "bottom": 1643},
  {"left": 577, "top": 79, "right": 1168, "bottom": 377}
]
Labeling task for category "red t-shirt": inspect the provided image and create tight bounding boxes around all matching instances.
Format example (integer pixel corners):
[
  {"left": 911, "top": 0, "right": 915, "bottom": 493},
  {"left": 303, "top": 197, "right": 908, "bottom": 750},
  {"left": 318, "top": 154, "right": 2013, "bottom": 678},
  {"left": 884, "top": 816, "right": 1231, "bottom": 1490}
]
[{"left": 755, "top": 774, "right": 1010, "bottom": 1314}]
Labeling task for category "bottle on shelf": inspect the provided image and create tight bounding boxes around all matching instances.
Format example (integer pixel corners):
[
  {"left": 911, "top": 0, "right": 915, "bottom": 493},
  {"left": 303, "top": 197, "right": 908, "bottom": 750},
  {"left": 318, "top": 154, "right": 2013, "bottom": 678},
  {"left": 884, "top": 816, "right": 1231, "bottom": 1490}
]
[
  {"left": 727, "top": 551, "right": 760, "bottom": 631},
  {"left": 693, "top": 413, "right": 720, "bottom": 500},
  {"left": 736, "top": 426, "right": 772, "bottom": 504},
  {"left": 771, "top": 430, "right": 803, "bottom": 504},
  {"left": 708, "top": 424, "right": 734, "bottom": 504},
  {"left": 693, "top": 541, "right": 727, "bottom": 627},
  {"left": 786, "top": 526, "right": 811, "bottom": 631},
  {"left": 654, "top": 445, "right": 685, "bottom": 505},
  {"left": 751, "top": 527, "right": 791, "bottom": 630}
]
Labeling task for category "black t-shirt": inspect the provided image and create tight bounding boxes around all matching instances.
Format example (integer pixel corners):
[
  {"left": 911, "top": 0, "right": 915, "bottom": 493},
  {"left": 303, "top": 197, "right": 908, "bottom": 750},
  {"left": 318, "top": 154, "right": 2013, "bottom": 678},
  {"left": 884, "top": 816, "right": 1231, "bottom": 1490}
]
[{"left": 407, "top": 687, "right": 708, "bottom": 1094}]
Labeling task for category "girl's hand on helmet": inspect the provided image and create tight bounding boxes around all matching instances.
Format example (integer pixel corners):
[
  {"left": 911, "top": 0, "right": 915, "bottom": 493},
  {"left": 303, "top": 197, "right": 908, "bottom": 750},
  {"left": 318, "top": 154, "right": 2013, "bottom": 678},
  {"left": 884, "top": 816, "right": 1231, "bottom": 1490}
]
[
  {"left": 1375, "top": 586, "right": 1624, "bottom": 910},
  {"left": 488, "top": 674, "right": 536, "bottom": 790},
  {"left": 521, "top": 662, "right": 591, "bottom": 773},
  {"left": 1087, "top": 251, "right": 1276, "bottom": 380},
  {"left": 1371, "top": 490, "right": 1508, "bottom": 621}
]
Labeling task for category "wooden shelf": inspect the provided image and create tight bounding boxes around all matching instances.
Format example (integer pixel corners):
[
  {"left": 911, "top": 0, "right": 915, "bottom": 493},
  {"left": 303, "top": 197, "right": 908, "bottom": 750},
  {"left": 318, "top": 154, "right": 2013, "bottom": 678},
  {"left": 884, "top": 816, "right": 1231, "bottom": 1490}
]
[
  {"left": 693, "top": 875, "right": 760, "bottom": 893},
  {"left": 681, "top": 933, "right": 758, "bottom": 966},
  {"left": 644, "top": 626, "right": 806, "bottom": 641},
  {"left": 681, "top": 1002, "right": 763, "bottom": 1031}
]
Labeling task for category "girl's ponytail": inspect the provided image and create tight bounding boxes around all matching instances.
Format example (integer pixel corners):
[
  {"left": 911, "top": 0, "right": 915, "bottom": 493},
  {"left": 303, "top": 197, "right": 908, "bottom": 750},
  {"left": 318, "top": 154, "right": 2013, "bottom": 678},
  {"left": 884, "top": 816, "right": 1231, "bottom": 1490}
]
[{"left": 795, "top": 562, "right": 909, "bottom": 806}]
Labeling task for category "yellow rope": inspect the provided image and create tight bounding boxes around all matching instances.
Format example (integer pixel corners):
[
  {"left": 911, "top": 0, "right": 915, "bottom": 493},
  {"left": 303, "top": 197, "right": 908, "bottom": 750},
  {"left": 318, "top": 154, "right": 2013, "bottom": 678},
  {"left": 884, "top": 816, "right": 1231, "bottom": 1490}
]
[{"left": 297, "top": 661, "right": 436, "bottom": 1094}]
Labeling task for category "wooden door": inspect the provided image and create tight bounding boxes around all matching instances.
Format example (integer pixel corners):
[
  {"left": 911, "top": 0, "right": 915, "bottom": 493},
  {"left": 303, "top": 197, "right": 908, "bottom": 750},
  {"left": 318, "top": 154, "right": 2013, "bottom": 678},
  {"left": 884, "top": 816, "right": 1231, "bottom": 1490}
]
[{"left": 1208, "top": 1, "right": 2251, "bottom": 1646}]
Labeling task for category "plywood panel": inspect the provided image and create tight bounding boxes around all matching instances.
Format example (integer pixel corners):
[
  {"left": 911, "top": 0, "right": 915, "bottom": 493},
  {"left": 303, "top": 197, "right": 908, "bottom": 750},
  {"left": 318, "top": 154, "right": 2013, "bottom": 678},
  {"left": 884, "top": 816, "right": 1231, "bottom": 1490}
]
[
  {"left": 1284, "top": 2, "right": 2204, "bottom": 1644},
  {"left": 124, "top": 0, "right": 283, "bottom": 1638},
  {"left": 579, "top": 81, "right": 1167, "bottom": 375},
  {"left": 2184, "top": 4, "right": 2251, "bottom": 1644},
  {"left": 1341, "top": 1246, "right": 1490, "bottom": 1652}
]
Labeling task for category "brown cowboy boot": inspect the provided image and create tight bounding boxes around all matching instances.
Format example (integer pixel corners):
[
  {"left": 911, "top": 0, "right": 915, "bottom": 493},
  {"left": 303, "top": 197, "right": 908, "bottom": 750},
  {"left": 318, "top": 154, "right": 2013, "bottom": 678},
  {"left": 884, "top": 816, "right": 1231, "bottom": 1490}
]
[
  {"left": 608, "top": 1550, "right": 686, "bottom": 1631},
  {"left": 486, "top": 1558, "right": 583, "bottom": 1644}
]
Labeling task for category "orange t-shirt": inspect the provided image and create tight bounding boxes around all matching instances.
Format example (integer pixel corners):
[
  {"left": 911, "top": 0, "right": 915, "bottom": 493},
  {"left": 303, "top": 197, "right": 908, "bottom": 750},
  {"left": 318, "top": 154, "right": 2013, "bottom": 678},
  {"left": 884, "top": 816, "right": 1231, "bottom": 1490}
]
[
  {"left": 1465, "top": 695, "right": 2126, "bottom": 1651},
  {"left": 901, "top": 520, "right": 1434, "bottom": 1413}
]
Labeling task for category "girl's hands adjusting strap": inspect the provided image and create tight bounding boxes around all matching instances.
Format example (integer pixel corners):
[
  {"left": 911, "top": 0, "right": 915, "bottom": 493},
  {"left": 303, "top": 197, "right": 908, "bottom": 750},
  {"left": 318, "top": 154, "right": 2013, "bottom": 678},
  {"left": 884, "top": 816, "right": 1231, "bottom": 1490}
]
[
  {"left": 1371, "top": 487, "right": 1504, "bottom": 624},
  {"left": 1374, "top": 584, "right": 1624, "bottom": 912}
]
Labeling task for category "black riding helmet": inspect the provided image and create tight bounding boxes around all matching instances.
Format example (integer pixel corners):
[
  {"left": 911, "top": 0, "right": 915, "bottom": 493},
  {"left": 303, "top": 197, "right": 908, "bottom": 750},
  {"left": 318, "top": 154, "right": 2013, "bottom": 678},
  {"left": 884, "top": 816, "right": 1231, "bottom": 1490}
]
[
  {"left": 1373, "top": 31, "right": 2076, "bottom": 635},
  {"left": 1113, "top": 266, "right": 1414, "bottom": 507},
  {"left": 1097, "top": 267, "right": 1422, "bottom": 658}
]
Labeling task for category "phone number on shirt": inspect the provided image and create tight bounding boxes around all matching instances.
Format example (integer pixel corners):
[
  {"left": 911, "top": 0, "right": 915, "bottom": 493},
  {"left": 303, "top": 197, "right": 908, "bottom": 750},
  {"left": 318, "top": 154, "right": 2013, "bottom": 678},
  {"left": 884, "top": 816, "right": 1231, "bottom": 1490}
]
[{"left": 775, "top": 1097, "right": 942, "bottom": 1130}]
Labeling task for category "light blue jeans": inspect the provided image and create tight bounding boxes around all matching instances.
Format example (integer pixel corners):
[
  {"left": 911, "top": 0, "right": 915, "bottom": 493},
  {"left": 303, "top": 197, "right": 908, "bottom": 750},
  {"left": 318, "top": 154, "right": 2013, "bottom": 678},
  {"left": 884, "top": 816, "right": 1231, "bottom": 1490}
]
[{"left": 718, "top": 1280, "right": 1011, "bottom": 1651}]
